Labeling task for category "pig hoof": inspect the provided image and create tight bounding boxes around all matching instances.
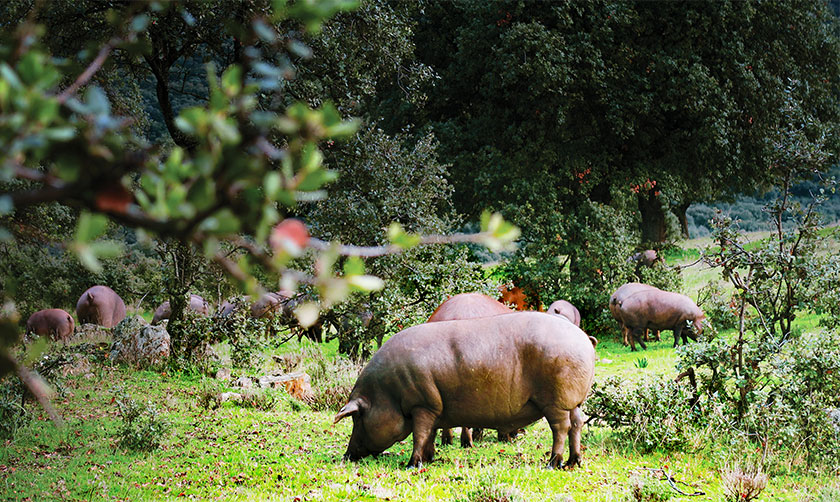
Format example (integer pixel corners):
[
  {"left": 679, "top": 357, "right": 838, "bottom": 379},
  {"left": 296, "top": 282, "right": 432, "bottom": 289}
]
[
  {"left": 563, "top": 456, "right": 581, "bottom": 470},
  {"left": 460, "top": 439, "right": 474, "bottom": 448},
  {"left": 544, "top": 454, "right": 562, "bottom": 470},
  {"left": 405, "top": 461, "right": 423, "bottom": 470}
]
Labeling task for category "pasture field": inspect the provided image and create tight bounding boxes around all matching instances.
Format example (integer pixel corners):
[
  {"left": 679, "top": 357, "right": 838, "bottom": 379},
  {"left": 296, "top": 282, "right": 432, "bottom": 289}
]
[
  {"left": 2, "top": 246, "right": 838, "bottom": 502},
  {"left": 2, "top": 336, "right": 837, "bottom": 501}
]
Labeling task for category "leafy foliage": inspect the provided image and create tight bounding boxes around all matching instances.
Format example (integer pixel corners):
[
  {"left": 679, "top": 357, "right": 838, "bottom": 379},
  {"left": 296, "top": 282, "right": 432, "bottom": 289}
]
[
  {"left": 0, "top": 378, "right": 27, "bottom": 440},
  {"left": 112, "top": 388, "right": 168, "bottom": 452},
  {"left": 585, "top": 375, "right": 698, "bottom": 453}
]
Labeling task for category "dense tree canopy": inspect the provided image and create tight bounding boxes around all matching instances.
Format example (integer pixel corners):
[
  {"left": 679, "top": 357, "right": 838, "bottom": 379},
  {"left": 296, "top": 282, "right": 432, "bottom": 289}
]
[{"left": 415, "top": 0, "right": 840, "bottom": 243}]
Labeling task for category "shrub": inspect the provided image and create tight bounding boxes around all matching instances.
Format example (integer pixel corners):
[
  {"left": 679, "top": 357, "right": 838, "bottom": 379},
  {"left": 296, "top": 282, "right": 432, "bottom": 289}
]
[
  {"left": 721, "top": 463, "right": 768, "bottom": 502},
  {"left": 304, "top": 352, "right": 363, "bottom": 411},
  {"left": 585, "top": 376, "right": 697, "bottom": 452},
  {"left": 811, "top": 485, "right": 840, "bottom": 502},
  {"left": 455, "top": 474, "right": 525, "bottom": 502},
  {"left": 236, "top": 389, "right": 280, "bottom": 411},
  {"left": 112, "top": 389, "right": 168, "bottom": 452},
  {"left": 0, "top": 378, "right": 27, "bottom": 440},
  {"left": 696, "top": 281, "right": 739, "bottom": 332},
  {"left": 625, "top": 474, "right": 672, "bottom": 502},
  {"left": 214, "top": 299, "right": 271, "bottom": 369}
]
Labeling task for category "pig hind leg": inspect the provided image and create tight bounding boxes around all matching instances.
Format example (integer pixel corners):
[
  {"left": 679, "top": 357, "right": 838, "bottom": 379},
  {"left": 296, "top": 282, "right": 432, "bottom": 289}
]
[
  {"left": 407, "top": 407, "right": 438, "bottom": 468},
  {"left": 440, "top": 428, "right": 453, "bottom": 446},
  {"left": 543, "top": 406, "right": 572, "bottom": 469},
  {"left": 565, "top": 407, "right": 584, "bottom": 468}
]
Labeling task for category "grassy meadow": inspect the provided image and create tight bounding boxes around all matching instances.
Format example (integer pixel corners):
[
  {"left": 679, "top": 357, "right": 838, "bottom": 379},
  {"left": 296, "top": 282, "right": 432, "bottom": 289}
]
[{"left": 2, "top": 241, "right": 839, "bottom": 502}]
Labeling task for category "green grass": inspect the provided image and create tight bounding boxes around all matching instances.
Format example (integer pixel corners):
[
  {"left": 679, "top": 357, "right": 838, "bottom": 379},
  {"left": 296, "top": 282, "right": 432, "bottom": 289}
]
[
  {"left": 3, "top": 245, "right": 837, "bottom": 501},
  {"left": 2, "top": 327, "right": 834, "bottom": 501}
]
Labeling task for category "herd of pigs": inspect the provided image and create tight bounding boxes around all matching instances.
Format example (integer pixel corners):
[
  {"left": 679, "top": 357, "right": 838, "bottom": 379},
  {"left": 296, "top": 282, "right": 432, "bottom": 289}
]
[{"left": 23, "top": 278, "right": 705, "bottom": 469}]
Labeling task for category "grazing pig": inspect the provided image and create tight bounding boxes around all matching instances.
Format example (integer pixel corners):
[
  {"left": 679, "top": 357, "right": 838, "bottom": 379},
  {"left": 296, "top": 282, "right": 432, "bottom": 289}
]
[
  {"left": 26, "top": 309, "right": 75, "bottom": 342},
  {"left": 547, "top": 300, "right": 581, "bottom": 327},
  {"left": 151, "top": 294, "right": 210, "bottom": 325},
  {"left": 251, "top": 290, "right": 323, "bottom": 343},
  {"left": 76, "top": 285, "right": 126, "bottom": 328},
  {"left": 427, "top": 293, "right": 512, "bottom": 448},
  {"left": 617, "top": 289, "right": 705, "bottom": 351},
  {"left": 334, "top": 312, "right": 596, "bottom": 469},
  {"left": 609, "top": 283, "right": 660, "bottom": 346},
  {"left": 428, "top": 293, "right": 511, "bottom": 323},
  {"left": 628, "top": 249, "right": 661, "bottom": 267}
]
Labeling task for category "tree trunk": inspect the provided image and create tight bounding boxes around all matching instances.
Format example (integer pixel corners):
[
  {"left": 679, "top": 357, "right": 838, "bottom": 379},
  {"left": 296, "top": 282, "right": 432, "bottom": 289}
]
[
  {"left": 672, "top": 201, "right": 691, "bottom": 239},
  {"left": 637, "top": 189, "right": 667, "bottom": 244}
]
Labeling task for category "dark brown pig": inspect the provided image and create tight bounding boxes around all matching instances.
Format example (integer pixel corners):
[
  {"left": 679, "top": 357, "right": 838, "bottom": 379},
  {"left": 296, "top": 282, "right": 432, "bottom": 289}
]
[
  {"left": 546, "top": 300, "right": 581, "bottom": 327},
  {"left": 427, "top": 293, "right": 512, "bottom": 448},
  {"left": 26, "top": 309, "right": 75, "bottom": 342},
  {"left": 334, "top": 311, "right": 596, "bottom": 469},
  {"left": 76, "top": 285, "right": 126, "bottom": 328},
  {"left": 151, "top": 294, "right": 211, "bottom": 324},
  {"left": 609, "top": 283, "right": 661, "bottom": 346},
  {"left": 617, "top": 289, "right": 705, "bottom": 351}
]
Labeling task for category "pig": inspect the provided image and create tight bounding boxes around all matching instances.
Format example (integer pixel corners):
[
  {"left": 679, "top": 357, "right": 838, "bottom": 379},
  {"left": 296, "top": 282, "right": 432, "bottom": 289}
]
[
  {"left": 617, "top": 289, "right": 705, "bottom": 351},
  {"left": 628, "top": 249, "right": 661, "bottom": 267},
  {"left": 25, "top": 309, "right": 75, "bottom": 342},
  {"left": 427, "top": 293, "right": 512, "bottom": 447},
  {"left": 251, "top": 290, "right": 323, "bottom": 343},
  {"left": 151, "top": 294, "right": 210, "bottom": 325},
  {"left": 609, "top": 283, "right": 660, "bottom": 346},
  {"left": 334, "top": 311, "right": 596, "bottom": 469},
  {"left": 546, "top": 300, "right": 581, "bottom": 327},
  {"left": 75, "top": 285, "right": 126, "bottom": 328}
]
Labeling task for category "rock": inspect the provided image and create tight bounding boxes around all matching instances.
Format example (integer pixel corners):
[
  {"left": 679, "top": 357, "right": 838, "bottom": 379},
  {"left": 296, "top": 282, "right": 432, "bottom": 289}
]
[
  {"left": 215, "top": 367, "right": 232, "bottom": 381},
  {"left": 109, "top": 316, "right": 170, "bottom": 368},
  {"left": 258, "top": 371, "right": 313, "bottom": 401},
  {"left": 233, "top": 376, "right": 253, "bottom": 389},
  {"left": 219, "top": 392, "right": 243, "bottom": 403}
]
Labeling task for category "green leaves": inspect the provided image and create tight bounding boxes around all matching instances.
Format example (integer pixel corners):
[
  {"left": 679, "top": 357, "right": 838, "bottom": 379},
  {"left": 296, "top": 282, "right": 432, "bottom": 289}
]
[{"left": 479, "top": 211, "right": 521, "bottom": 252}]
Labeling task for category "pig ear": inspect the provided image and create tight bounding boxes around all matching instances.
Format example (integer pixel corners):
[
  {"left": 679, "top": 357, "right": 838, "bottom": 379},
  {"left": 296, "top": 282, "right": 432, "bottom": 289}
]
[
  {"left": 333, "top": 400, "right": 360, "bottom": 424},
  {"left": 588, "top": 336, "right": 599, "bottom": 348}
]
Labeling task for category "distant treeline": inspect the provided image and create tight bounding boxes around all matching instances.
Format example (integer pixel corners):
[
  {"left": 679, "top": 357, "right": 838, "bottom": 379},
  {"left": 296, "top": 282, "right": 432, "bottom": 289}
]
[{"left": 687, "top": 166, "right": 840, "bottom": 236}]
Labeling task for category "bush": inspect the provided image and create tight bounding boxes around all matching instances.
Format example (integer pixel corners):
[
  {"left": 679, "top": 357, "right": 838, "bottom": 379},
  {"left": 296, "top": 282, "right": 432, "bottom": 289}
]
[
  {"left": 112, "top": 389, "right": 168, "bottom": 452},
  {"left": 304, "top": 352, "right": 363, "bottom": 411},
  {"left": 0, "top": 378, "right": 27, "bottom": 440},
  {"left": 214, "top": 299, "right": 271, "bottom": 368},
  {"left": 585, "top": 376, "right": 697, "bottom": 452},
  {"left": 625, "top": 474, "right": 672, "bottom": 502},
  {"left": 236, "top": 389, "right": 281, "bottom": 411},
  {"left": 721, "top": 463, "right": 768, "bottom": 502},
  {"left": 696, "top": 281, "right": 738, "bottom": 331}
]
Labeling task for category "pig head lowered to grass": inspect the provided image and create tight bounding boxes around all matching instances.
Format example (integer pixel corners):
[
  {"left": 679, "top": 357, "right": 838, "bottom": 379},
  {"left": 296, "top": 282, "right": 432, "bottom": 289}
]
[
  {"left": 334, "top": 311, "right": 596, "bottom": 469},
  {"left": 617, "top": 288, "right": 705, "bottom": 351}
]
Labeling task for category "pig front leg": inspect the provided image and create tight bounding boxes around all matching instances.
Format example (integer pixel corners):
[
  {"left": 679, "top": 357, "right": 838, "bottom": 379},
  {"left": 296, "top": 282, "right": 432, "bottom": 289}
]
[
  {"left": 543, "top": 408, "right": 572, "bottom": 469},
  {"left": 407, "top": 407, "right": 438, "bottom": 468},
  {"left": 460, "top": 427, "right": 474, "bottom": 448}
]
